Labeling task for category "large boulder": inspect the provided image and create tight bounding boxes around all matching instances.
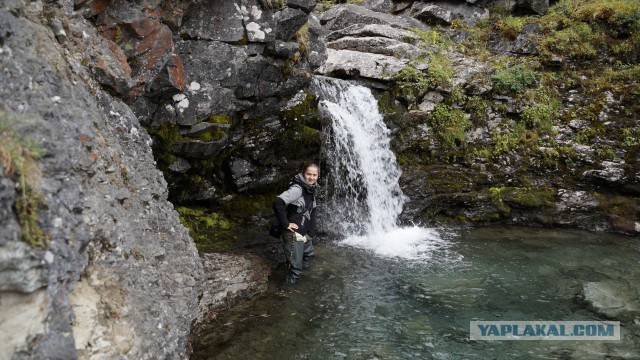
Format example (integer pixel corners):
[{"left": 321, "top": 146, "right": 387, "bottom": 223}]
[
  {"left": 327, "top": 36, "right": 424, "bottom": 59},
  {"left": 326, "top": 23, "right": 420, "bottom": 43},
  {"left": 307, "top": 14, "right": 328, "bottom": 70},
  {"left": 320, "top": 4, "right": 427, "bottom": 32},
  {"left": 243, "top": 0, "right": 278, "bottom": 43},
  {"left": 317, "top": 48, "right": 408, "bottom": 80},
  {"left": 286, "top": 0, "right": 317, "bottom": 13},
  {"left": 412, "top": 0, "right": 489, "bottom": 26},
  {"left": 274, "top": 7, "right": 308, "bottom": 41}
]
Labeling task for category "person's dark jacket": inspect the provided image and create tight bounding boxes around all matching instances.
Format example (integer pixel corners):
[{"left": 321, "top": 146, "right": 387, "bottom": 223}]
[{"left": 273, "top": 174, "right": 317, "bottom": 236}]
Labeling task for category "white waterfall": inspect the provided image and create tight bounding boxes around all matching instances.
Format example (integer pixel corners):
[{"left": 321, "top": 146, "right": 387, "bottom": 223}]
[{"left": 313, "top": 76, "right": 448, "bottom": 261}]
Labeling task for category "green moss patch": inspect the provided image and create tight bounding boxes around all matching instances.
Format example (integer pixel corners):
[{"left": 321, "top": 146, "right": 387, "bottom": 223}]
[
  {"left": 177, "top": 206, "right": 238, "bottom": 252},
  {"left": 0, "top": 112, "right": 48, "bottom": 249}
]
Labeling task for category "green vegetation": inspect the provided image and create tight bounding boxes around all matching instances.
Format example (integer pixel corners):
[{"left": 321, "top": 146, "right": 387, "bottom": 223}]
[
  {"left": 296, "top": 22, "right": 310, "bottom": 59},
  {"left": 491, "top": 64, "right": 537, "bottom": 93},
  {"left": 410, "top": 28, "right": 455, "bottom": 51},
  {"left": 496, "top": 16, "right": 526, "bottom": 40},
  {"left": 536, "top": 0, "right": 640, "bottom": 64},
  {"left": 519, "top": 88, "right": 561, "bottom": 135},
  {"left": 276, "top": 91, "right": 323, "bottom": 161},
  {"left": 145, "top": 117, "right": 230, "bottom": 167},
  {"left": 176, "top": 206, "right": 237, "bottom": 252},
  {"left": 393, "top": 50, "right": 453, "bottom": 105},
  {"left": 208, "top": 115, "right": 231, "bottom": 124},
  {"left": 429, "top": 104, "right": 472, "bottom": 149},
  {"left": 491, "top": 123, "right": 524, "bottom": 157},
  {"left": 394, "top": 65, "right": 430, "bottom": 99},
  {"left": 0, "top": 113, "right": 48, "bottom": 248},
  {"left": 427, "top": 53, "right": 453, "bottom": 88}
]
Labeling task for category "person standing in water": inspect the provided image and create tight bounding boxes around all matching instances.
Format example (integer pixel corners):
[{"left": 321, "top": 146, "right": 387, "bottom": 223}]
[{"left": 273, "top": 162, "right": 319, "bottom": 284}]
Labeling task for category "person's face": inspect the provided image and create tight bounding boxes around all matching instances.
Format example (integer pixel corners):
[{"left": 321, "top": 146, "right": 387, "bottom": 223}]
[{"left": 303, "top": 166, "right": 319, "bottom": 185}]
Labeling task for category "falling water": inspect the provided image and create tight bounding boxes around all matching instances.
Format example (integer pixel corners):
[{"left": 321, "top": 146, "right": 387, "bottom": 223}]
[{"left": 312, "top": 76, "right": 449, "bottom": 261}]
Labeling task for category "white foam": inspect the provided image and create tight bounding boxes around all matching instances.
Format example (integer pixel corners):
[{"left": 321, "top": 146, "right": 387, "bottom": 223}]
[{"left": 339, "top": 226, "right": 454, "bottom": 262}]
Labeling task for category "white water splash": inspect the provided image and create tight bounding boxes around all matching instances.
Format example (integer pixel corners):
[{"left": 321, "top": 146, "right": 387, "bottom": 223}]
[
  {"left": 341, "top": 226, "right": 455, "bottom": 261},
  {"left": 313, "top": 77, "right": 454, "bottom": 261}
]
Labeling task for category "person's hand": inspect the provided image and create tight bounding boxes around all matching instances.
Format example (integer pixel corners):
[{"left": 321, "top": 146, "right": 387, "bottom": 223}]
[{"left": 287, "top": 223, "right": 298, "bottom": 232}]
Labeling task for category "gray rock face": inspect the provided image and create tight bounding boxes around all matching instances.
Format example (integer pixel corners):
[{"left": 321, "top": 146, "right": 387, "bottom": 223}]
[
  {"left": 286, "top": 0, "right": 317, "bottom": 13},
  {"left": 327, "top": 36, "right": 424, "bottom": 58},
  {"left": 307, "top": 14, "right": 328, "bottom": 70},
  {"left": 326, "top": 23, "right": 420, "bottom": 43},
  {"left": 243, "top": 0, "right": 278, "bottom": 42},
  {"left": 488, "top": 23, "right": 541, "bottom": 55},
  {"left": 0, "top": 241, "right": 44, "bottom": 293},
  {"left": 0, "top": 8, "right": 202, "bottom": 359},
  {"left": 168, "top": 157, "right": 192, "bottom": 173},
  {"left": 515, "top": 0, "right": 549, "bottom": 15},
  {"left": 317, "top": 48, "right": 408, "bottom": 80},
  {"left": 65, "top": 16, "right": 133, "bottom": 95},
  {"left": 180, "top": 1, "right": 244, "bottom": 41},
  {"left": 583, "top": 161, "right": 627, "bottom": 185},
  {"left": 412, "top": 0, "right": 489, "bottom": 26},
  {"left": 362, "top": 0, "right": 395, "bottom": 13},
  {"left": 166, "top": 40, "right": 256, "bottom": 122},
  {"left": 181, "top": 122, "right": 230, "bottom": 137},
  {"left": 193, "top": 252, "right": 269, "bottom": 328},
  {"left": 267, "top": 40, "right": 301, "bottom": 58},
  {"left": 172, "top": 137, "right": 228, "bottom": 159},
  {"left": 418, "top": 91, "right": 444, "bottom": 112},
  {"left": 320, "top": 4, "right": 427, "bottom": 32},
  {"left": 275, "top": 7, "right": 308, "bottom": 41},
  {"left": 230, "top": 158, "right": 257, "bottom": 191}
]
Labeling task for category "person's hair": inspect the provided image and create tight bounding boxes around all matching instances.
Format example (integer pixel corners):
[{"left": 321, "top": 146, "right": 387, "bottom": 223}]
[{"left": 301, "top": 161, "right": 320, "bottom": 176}]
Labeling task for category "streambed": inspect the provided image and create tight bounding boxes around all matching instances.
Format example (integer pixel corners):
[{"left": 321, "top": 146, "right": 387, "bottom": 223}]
[{"left": 192, "top": 227, "right": 640, "bottom": 359}]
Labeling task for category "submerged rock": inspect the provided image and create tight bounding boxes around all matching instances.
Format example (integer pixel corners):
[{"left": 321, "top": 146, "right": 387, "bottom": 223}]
[{"left": 581, "top": 281, "right": 639, "bottom": 321}]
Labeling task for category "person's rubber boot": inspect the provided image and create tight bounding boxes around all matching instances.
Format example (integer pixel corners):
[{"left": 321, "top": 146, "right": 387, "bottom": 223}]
[{"left": 286, "top": 272, "right": 299, "bottom": 284}]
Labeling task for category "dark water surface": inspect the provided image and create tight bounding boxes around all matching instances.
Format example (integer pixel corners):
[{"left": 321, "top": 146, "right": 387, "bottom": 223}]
[{"left": 192, "top": 227, "right": 640, "bottom": 360}]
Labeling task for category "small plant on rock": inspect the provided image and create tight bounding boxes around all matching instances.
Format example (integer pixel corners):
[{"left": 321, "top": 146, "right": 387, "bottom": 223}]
[
  {"left": 430, "top": 104, "right": 472, "bottom": 149},
  {"left": 491, "top": 64, "right": 537, "bottom": 93},
  {"left": 0, "top": 113, "right": 48, "bottom": 248}
]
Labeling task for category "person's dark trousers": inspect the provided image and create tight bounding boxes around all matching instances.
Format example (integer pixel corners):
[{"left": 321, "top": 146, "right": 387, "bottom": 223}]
[{"left": 282, "top": 231, "right": 314, "bottom": 283}]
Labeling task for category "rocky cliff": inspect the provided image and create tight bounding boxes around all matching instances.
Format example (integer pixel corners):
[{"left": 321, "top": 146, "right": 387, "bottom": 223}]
[
  {"left": 1, "top": 0, "right": 639, "bottom": 358},
  {"left": 0, "top": 0, "right": 319, "bottom": 358}
]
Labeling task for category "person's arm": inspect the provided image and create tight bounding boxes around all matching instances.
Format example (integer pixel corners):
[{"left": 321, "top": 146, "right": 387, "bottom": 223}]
[
  {"left": 272, "top": 198, "right": 290, "bottom": 230},
  {"left": 273, "top": 185, "right": 302, "bottom": 230}
]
